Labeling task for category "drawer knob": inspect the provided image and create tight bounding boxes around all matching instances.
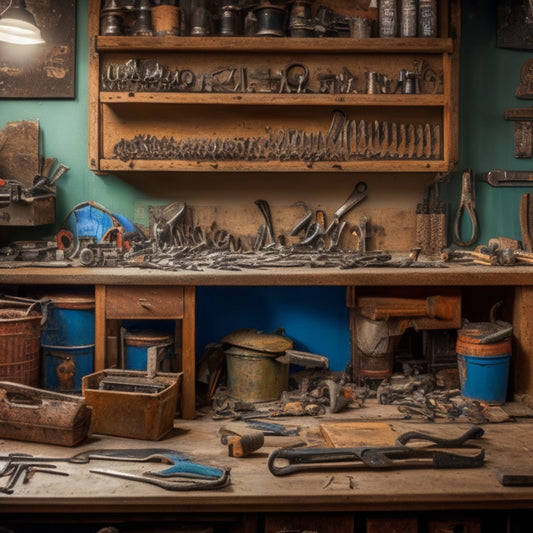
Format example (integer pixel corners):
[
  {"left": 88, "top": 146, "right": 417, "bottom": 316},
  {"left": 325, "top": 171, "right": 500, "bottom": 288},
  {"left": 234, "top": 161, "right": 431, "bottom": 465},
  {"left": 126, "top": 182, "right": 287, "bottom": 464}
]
[{"left": 138, "top": 298, "right": 152, "bottom": 309}]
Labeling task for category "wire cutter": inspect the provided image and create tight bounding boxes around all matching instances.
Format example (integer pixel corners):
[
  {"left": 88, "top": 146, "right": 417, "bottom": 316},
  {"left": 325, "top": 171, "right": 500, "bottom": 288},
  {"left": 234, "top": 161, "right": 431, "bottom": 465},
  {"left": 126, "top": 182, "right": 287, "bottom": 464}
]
[{"left": 453, "top": 168, "right": 480, "bottom": 247}]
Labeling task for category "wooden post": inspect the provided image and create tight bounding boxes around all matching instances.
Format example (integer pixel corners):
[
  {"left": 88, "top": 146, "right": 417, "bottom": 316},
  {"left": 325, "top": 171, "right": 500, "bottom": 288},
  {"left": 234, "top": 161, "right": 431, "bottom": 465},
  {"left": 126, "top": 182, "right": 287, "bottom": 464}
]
[{"left": 512, "top": 286, "right": 533, "bottom": 400}]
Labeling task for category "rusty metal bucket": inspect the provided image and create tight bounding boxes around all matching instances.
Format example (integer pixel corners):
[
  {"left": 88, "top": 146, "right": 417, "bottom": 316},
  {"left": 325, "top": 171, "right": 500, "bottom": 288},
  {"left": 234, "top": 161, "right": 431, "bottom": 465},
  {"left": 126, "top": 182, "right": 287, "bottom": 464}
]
[{"left": 225, "top": 346, "right": 289, "bottom": 402}]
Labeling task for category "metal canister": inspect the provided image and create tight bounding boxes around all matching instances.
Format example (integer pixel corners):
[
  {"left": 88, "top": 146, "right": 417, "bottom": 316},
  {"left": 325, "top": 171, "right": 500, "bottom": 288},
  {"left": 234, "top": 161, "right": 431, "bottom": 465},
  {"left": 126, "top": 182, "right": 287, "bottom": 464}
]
[
  {"left": 379, "top": 0, "right": 398, "bottom": 38},
  {"left": 152, "top": 4, "right": 181, "bottom": 36},
  {"left": 400, "top": 0, "right": 417, "bottom": 37},
  {"left": 254, "top": 2, "right": 287, "bottom": 37},
  {"left": 219, "top": 5, "right": 242, "bottom": 36},
  {"left": 132, "top": 0, "right": 153, "bottom": 36},
  {"left": 100, "top": 0, "right": 123, "bottom": 36},
  {"left": 418, "top": 0, "right": 437, "bottom": 37}
]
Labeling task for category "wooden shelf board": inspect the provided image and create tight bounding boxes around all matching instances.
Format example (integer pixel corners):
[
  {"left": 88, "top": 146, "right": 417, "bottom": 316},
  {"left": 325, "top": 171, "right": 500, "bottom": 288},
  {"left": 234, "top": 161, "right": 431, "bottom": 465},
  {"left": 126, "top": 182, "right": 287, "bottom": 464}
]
[
  {"left": 100, "top": 92, "right": 446, "bottom": 107},
  {"left": 99, "top": 159, "right": 450, "bottom": 173},
  {"left": 96, "top": 36, "right": 454, "bottom": 54}
]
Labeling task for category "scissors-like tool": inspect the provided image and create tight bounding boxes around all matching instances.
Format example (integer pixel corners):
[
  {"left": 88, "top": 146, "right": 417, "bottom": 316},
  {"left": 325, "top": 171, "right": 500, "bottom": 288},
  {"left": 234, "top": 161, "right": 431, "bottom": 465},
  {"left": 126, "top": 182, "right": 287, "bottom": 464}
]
[{"left": 453, "top": 168, "right": 479, "bottom": 247}]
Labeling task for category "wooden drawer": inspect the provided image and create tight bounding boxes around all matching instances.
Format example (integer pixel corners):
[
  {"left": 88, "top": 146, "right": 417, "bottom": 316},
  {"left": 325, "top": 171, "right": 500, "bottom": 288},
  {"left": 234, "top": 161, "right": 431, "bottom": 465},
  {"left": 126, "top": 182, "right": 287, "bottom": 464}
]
[
  {"left": 264, "top": 512, "right": 354, "bottom": 533},
  {"left": 105, "top": 285, "right": 184, "bottom": 319}
]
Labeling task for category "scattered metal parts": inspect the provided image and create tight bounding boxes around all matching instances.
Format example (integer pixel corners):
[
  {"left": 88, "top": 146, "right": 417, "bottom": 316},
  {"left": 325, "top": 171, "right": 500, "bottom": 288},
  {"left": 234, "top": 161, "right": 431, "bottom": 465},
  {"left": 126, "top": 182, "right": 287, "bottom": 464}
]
[{"left": 0, "top": 462, "right": 67, "bottom": 495}]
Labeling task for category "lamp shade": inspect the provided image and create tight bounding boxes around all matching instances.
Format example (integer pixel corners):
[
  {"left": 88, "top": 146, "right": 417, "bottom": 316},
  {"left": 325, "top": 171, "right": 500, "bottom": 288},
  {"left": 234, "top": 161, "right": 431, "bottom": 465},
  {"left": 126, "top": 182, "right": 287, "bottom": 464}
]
[{"left": 0, "top": 0, "right": 44, "bottom": 45}]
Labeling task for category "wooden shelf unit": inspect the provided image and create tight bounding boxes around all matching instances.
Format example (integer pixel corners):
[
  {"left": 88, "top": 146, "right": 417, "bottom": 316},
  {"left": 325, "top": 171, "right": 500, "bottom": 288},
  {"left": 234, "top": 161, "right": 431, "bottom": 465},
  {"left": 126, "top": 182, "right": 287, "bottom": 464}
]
[{"left": 88, "top": 0, "right": 460, "bottom": 173}]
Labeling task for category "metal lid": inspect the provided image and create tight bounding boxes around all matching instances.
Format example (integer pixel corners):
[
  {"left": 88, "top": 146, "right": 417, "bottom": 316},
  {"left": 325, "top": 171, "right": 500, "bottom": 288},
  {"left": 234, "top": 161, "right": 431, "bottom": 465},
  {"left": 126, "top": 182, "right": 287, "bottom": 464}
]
[{"left": 222, "top": 327, "right": 293, "bottom": 354}]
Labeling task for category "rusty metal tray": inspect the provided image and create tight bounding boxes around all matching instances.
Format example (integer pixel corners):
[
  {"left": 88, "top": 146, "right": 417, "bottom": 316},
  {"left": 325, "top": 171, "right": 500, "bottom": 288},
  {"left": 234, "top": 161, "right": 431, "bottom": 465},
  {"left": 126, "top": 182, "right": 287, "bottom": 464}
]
[
  {"left": 82, "top": 369, "right": 182, "bottom": 440},
  {"left": 0, "top": 381, "right": 92, "bottom": 446}
]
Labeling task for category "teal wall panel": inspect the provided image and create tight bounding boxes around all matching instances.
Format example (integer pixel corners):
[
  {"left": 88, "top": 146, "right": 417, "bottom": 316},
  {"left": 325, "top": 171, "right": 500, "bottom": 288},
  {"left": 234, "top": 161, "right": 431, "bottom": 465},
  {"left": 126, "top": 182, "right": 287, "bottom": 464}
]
[{"left": 448, "top": 0, "right": 533, "bottom": 244}]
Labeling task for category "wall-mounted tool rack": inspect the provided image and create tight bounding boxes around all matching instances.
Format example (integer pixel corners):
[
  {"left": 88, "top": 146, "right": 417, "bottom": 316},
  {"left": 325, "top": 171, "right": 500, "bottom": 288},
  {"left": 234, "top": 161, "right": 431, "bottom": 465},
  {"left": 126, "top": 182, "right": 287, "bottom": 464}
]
[{"left": 88, "top": 0, "right": 460, "bottom": 173}]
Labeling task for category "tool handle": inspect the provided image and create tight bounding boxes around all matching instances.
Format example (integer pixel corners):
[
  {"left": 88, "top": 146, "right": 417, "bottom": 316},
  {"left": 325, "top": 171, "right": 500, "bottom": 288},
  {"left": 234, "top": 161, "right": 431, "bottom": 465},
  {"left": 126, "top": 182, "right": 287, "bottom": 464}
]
[
  {"left": 431, "top": 449, "right": 485, "bottom": 469},
  {"left": 268, "top": 447, "right": 364, "bottom": 476},
  {"left": 396, "top": 425, "right": 484, "bottom": 447},
  {"left": 154, "top": 459, "right": 226, "bottom": 480}
]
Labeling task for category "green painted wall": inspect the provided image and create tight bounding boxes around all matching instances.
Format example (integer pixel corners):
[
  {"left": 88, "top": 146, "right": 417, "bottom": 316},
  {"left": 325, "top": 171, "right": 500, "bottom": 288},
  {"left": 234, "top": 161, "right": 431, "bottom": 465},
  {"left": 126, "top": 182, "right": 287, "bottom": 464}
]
[{"left": 451, "top": 0, "right": 532, "bottom": 244}]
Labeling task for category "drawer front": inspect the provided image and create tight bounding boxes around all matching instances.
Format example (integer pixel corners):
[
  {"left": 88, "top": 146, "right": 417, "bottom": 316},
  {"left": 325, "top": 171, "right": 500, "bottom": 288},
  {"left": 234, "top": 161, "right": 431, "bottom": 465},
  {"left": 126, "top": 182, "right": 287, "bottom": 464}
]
[{"left": 105, "top": 286, "right": 184, "bottom": 319}]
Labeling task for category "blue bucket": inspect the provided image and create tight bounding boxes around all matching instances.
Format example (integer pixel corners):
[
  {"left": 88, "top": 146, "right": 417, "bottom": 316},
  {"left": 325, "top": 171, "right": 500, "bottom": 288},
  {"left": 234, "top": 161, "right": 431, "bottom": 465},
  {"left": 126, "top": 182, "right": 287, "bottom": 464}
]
[
  {"left": 41, "top": 295, "right": 95, "bottom": 347},
  {"left": 456, "top": 334, "right": 512, "bottom": 405},
  {"left": 42, "top": 344, "right": 95, "bottom": 394},
  {"left": 123, "top": 330, "right": 173, "bottom": 372}
]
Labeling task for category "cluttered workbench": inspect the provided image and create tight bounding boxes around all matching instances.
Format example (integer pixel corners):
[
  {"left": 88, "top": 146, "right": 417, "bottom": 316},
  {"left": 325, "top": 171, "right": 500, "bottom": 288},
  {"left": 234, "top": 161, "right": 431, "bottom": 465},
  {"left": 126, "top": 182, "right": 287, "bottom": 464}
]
[
  {"left": 0, "top": 261, "right": 533, "bottom": 532},
  {"left": 0, "top": 403, "right": 532, "bottom": 532}
]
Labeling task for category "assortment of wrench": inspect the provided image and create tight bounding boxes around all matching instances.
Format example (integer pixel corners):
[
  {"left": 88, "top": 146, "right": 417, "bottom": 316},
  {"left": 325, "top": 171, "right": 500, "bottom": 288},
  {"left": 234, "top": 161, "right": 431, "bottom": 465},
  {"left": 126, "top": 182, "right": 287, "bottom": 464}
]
[
  {"left": 113, "top": 111, "right": 442, "bottom": 163},
  {"left": 101, "top": 58, "right": 443, "bottom": 95}
]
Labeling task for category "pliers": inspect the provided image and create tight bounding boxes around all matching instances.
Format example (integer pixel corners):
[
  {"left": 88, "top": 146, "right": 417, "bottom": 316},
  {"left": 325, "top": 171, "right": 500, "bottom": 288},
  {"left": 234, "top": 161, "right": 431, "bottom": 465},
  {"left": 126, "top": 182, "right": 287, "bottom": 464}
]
[{"left": 453, "top": 168, "right": 480, "bottom": 247}]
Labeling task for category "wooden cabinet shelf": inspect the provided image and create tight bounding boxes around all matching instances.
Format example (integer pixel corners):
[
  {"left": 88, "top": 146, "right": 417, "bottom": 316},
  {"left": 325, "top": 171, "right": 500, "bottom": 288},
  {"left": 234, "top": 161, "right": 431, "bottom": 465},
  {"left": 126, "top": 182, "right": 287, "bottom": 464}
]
[
  {"left": 98, "top": 158, "right": 449, "bottom": 173},
  {"left": 95, "top": 35, "right": 454, "bottom": 54},
  {"left": 100, "top": 92, "right": 446, "bottom": 106},
  {"left": 89, "top": 0, "right": 460, "bottom": 174}
]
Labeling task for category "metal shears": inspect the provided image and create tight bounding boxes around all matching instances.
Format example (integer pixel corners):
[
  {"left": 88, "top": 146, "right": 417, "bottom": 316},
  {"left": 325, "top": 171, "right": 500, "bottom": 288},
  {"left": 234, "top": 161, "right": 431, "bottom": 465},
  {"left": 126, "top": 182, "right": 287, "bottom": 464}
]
[{"left": 453, "top": 168, "right": 479, "bottom": 247}]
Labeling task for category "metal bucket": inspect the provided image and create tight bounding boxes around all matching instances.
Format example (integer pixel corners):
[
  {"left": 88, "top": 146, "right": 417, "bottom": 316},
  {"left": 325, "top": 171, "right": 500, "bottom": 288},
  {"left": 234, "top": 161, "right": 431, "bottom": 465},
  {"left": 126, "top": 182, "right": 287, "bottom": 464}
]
[
  {"left": 41, "top": 295, "right": 95, "bottom": 347},
  {"left": 123, "top": 330, "right": 174, "bottom": 372},
  {"left": 0, "top": 308, "right": 41, "bottom": 387},
  {"left": 456, "top": 328, "right": 512, "bottom": 405},
  {"left": 225, "top": 346, "right": 289, "bottom": 402},
  {"left": 42, "top": 344, "right": 95, "bottom": 394}
]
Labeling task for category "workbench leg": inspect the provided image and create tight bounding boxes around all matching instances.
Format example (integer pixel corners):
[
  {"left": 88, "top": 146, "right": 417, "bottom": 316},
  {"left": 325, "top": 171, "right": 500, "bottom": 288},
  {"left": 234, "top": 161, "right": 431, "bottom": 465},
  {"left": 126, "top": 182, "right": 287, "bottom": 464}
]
[
  {"left": 512, "top": 285, "right": 533, "bottom": 401},
  {"left": 94, "top": 284, "right": 107, "bottom": 372},
  {"left": 181, "top": 286, "right": 196, "bottom": 419}
]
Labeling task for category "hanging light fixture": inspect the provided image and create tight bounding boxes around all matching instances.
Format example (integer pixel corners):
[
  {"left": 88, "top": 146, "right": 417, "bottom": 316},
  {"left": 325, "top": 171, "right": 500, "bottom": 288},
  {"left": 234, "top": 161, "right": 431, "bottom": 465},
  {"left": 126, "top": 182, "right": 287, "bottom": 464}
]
[{"left": 0, "top": 0, "right": 44, "bottom": 45}]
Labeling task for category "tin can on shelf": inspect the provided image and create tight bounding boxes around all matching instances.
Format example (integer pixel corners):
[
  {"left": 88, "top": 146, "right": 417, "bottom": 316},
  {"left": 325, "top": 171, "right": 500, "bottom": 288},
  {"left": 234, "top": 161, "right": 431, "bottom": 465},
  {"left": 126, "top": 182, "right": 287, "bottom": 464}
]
[
  {"left": 400, "top": 0, "right": 417, "bottom": 37},
  {"left": 419, "top": 0, "right": 437, "bottom": 37},
  {"left": 379, "top": 0, "right": 398, "bottom": 38}
]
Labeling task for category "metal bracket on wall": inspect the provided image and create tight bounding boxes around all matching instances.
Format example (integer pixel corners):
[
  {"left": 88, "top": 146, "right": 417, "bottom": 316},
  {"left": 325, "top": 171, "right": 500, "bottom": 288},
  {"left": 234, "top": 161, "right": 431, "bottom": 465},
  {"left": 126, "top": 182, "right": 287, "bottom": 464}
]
[{"left": 504, "top": 107, "right": 533, "bottom": 158}]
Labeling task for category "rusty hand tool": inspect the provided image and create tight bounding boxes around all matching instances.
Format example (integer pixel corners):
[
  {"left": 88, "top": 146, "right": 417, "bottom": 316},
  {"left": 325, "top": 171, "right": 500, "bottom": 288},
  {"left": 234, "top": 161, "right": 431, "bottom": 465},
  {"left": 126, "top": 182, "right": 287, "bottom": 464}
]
[
  {"left": 325, "top": 181, "right": 368, "bottom": 235},
  {"left": 301, "top": 209, "right": 327, "bottom": 246},
  {"left": 254, "top": 199, "right": 276, "bottom": 246},
  {"left": 268, "top": 426, "right": 485, "bottom": 476},
  {"left": 453, "top": 168, "right": 479, "bottom": 247},
  {"left": 90, "top": 465, "right": 231, "bottom": 491},
  {"left": 0, "top": 462, "right": 66, "bottom": 495},
  {"left": 478, "top": 169, "right": 533, "bottom": 187}
]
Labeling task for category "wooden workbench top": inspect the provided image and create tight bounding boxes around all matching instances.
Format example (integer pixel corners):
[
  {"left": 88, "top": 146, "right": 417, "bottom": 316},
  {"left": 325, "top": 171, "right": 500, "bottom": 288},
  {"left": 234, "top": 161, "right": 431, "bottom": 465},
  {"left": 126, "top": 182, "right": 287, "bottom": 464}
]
[
  {"left": 2, "top": 262, "right": 533, "bottom": 286},
  {"left": 1, "top": 406, "right": 532, "bottom": 515}
]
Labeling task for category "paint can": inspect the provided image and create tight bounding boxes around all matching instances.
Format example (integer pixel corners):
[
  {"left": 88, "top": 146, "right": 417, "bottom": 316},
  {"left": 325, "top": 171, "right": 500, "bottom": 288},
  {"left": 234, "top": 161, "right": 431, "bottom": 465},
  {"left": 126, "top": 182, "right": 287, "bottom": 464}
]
[
  {"left": 123, "top": 329, "right": 174, "bottom": 372},
  {"left": 456, "top": 323, "right": 512, "bottom": 404}
]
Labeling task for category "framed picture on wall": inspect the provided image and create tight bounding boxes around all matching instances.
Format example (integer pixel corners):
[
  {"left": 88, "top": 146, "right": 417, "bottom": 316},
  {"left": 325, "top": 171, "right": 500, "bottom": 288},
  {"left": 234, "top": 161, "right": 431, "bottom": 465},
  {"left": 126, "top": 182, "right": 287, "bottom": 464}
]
[
  {"left": 0, "top": 0, "right": 76, "bottom": 99},
  {"left": 497, "top": 0, "right": 533, "bottom": 49}
]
